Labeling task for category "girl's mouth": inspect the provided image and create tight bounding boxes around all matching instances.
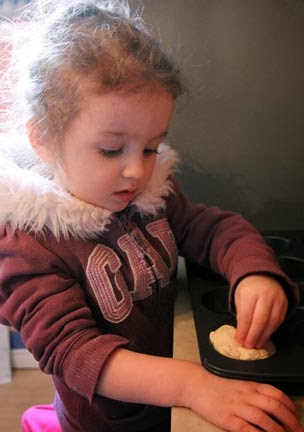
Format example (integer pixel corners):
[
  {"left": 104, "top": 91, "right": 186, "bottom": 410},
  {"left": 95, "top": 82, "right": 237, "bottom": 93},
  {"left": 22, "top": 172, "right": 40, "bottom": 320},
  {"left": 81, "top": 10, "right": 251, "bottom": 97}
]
[{"left": 113, "top": 189, "right": 137, "bottom": 203}]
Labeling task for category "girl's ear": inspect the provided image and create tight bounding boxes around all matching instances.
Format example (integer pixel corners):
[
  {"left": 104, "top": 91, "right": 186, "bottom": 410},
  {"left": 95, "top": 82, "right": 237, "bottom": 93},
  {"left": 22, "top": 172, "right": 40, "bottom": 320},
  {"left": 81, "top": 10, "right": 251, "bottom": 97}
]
[{"left": 27, "top": 121, "right": 54, "bottom": 163}]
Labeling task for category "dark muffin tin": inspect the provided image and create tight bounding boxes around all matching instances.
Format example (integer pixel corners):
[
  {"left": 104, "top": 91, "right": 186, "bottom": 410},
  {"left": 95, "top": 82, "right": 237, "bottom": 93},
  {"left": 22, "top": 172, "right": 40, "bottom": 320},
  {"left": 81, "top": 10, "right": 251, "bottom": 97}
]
[{"left": 186, "top": 230, "right": 304, "bottom": 384}]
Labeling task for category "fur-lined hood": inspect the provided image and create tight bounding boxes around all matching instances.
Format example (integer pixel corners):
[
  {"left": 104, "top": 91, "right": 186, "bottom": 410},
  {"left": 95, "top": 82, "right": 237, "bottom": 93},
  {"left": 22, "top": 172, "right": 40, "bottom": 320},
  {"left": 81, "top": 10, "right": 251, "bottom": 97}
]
[{"left": 0, "top": 138, "right": 179, "bottom": 240}]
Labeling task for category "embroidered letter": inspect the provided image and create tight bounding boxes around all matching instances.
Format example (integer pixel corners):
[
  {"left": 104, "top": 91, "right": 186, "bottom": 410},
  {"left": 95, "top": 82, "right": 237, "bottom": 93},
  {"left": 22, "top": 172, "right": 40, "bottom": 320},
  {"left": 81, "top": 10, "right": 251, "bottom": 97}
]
[
  {"left": 146, "top": 219, "right": 178, "bottom": 279},
  {"left": 118, "top": 234, "right": 155, "bottom": 300},
  {"left": 87, "top": 245, "right": 132, "bottom": 323}
]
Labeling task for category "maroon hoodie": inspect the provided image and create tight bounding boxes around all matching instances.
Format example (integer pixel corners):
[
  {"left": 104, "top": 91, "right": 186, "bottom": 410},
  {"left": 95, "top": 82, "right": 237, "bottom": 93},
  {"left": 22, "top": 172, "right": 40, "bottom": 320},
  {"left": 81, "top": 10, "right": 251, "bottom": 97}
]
[{"left": 0, "top": 144, "right": 298, "bottom": 431}]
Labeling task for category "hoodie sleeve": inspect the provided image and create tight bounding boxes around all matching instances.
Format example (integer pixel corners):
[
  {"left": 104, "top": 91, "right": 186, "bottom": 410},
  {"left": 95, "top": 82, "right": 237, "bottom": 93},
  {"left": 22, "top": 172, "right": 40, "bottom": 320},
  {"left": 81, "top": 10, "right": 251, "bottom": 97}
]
[
  {"left": 165, "top": 178, "right": 299, "bottom": 309},
  {"left": 0, "top": 225, "right": 128, "bottom": 403}
]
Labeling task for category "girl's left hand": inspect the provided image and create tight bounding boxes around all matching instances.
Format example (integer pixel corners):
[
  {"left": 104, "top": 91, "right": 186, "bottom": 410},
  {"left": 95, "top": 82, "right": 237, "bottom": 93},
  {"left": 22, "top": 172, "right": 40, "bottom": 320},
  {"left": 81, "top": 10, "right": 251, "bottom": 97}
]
[{"left": 234, "top": 274, "right": 288, "bottom": 349}]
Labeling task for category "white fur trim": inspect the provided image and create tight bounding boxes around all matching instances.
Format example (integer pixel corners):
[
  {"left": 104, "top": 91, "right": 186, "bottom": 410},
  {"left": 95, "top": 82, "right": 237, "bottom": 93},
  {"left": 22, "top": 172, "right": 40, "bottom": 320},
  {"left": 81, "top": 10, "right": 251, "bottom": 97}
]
[
  {"left": 133, "top": 144, "right": 179, "bottom": 216},
  {"left": 0, "top": 142, "right": 179, "bottom": 239}
]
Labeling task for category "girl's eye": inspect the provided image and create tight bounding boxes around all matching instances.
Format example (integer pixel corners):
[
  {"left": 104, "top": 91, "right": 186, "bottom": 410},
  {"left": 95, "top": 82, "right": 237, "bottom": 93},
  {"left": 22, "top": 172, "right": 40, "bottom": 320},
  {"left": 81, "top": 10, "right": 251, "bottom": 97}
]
[
  {"left": 99, "top": 148, "right": 123, "bottom": 157},
  {"left": 99, "top": 147, "right": 159, "bottom": 157},
  {"left": 144, "top": 148, "right": 160, "bottom": 156}
]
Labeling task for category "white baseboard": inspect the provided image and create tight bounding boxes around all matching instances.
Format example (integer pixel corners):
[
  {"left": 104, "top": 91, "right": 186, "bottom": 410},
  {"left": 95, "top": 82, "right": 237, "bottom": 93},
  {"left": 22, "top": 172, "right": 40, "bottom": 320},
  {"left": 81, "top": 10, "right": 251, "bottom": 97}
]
[
  {"left": 11, "top": 348, "right": 38, "bottom": 369},
  {"left": 0, "top": 325, "right": 11, "bottom": 383}
]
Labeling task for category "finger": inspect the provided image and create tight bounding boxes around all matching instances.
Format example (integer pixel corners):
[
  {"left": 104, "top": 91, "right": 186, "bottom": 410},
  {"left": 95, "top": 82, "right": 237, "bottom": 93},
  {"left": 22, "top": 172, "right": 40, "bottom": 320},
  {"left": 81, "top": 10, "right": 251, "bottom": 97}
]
[
  {"left": 253, "top": 386, "right": 301, "bottom": 432},
  {"left": 262, "top": 399, "right": 301, "bottom": 432},
  {"left": 242, "top": 299, "right": 272, "bottom": 348},
  {"left": 232, "top": 393, "right": 301, "bottom": 432},
  {"left": 253, "top": 319, "right": 280, "bottom": 349},
  {"left": 235, "top": 300, "right": 256, "bottom": 346},
  {"left": 253, "top": 301, "right": 288, "bottom": 348},
  {"left": 248, "top": 312, "right": 273, "bottom": 348},
  {"left": 224, "top": 416, "right": 266, "bottom": 432},
  {"left": 235, "top": 406, "right": 286, "bottom": 432},
  {"left": 260, "top": 384, "right": 300, "bottom": 417}
]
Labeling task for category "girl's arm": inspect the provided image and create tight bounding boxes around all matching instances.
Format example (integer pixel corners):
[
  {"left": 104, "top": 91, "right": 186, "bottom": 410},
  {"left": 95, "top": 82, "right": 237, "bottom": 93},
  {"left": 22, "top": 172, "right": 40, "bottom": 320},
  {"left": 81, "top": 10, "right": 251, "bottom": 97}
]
[{"left": 96, "top": 347, "right": 302, "bottom": 432}]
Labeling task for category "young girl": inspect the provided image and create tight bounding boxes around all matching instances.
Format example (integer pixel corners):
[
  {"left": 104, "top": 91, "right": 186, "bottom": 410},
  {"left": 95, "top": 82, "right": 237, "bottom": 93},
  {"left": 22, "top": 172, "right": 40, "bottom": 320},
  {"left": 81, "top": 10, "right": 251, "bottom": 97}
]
[{"left": 0, "top": 1, "right": 302, "bottom": 431}]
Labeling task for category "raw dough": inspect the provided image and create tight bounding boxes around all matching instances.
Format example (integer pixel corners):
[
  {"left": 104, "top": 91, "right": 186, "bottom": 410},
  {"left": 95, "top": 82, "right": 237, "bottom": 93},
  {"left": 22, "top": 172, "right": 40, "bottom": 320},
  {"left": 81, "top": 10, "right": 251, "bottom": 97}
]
[{"left": 209, "top": 324, "right": 276, "bottom": 360}]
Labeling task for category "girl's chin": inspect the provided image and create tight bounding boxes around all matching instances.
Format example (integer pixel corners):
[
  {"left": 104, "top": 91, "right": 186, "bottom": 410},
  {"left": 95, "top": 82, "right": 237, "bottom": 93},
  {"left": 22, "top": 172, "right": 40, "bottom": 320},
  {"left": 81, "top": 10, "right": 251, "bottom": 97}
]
[
  {"left": 101, "top": 200, "right": 129, "bottom": 213},
  {"left": 76, "top": 194, "right": 135, "bottom": 212}
]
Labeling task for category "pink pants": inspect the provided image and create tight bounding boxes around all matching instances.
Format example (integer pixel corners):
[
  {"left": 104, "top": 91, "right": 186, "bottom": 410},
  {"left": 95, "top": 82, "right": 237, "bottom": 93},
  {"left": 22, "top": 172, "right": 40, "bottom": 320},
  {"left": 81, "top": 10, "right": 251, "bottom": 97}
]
[{"left": 22, "top": 404, "right": 62, "bottom": 432}]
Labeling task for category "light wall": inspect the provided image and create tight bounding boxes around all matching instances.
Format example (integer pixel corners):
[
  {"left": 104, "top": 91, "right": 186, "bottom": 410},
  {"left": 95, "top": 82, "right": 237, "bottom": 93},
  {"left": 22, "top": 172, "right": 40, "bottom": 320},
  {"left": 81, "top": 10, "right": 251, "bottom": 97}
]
[{"left": 136, "top": 0, "right": 304, "bottom": 230}]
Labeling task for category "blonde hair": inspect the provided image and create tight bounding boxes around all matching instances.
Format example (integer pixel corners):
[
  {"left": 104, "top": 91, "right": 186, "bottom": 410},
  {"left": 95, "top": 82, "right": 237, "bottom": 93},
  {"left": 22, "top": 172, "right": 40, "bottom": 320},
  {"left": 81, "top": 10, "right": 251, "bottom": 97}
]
[{"left": 1, "top": 0, "right": 186, "bottom": 146}]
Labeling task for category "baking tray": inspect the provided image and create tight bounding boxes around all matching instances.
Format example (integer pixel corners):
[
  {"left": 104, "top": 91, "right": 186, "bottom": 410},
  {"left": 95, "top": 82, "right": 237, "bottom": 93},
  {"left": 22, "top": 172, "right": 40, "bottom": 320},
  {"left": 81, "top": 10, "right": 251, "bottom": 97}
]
[{"left": 186, "top": 230, "right": 304, "bottom": 384}]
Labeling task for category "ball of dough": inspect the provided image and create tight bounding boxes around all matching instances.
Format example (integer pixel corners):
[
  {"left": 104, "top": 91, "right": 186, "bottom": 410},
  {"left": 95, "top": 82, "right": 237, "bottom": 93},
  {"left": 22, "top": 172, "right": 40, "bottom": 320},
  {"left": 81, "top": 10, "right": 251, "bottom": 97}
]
[{"left": 209, "top": 324, "right": 276, "bottom": 360}]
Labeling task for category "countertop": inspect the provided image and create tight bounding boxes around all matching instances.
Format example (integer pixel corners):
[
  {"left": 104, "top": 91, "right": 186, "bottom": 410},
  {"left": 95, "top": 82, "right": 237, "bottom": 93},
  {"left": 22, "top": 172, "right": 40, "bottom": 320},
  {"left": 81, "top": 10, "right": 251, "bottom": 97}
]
[{"left": 171, "top": 258, "right": 304, "bottom": 432}]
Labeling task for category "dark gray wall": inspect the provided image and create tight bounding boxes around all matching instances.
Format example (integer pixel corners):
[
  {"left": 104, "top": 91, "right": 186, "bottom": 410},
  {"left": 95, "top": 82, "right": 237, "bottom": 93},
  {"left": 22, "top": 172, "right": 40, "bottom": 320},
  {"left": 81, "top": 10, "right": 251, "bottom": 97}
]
[{"left": 134, "top": 0, "right": 304, "bottom": 231}]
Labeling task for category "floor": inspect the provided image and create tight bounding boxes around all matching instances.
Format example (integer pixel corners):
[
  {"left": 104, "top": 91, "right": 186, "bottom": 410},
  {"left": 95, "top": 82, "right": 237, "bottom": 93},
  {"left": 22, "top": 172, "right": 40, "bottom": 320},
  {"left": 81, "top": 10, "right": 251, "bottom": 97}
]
[{"left": 0, "top": 368, "right": 55, "bottom": 432}]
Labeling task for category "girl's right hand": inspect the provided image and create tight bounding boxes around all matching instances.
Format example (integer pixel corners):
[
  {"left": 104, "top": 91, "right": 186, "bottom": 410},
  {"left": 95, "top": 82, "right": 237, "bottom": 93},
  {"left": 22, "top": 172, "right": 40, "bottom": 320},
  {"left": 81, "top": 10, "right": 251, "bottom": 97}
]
[{"left": 185, "top": 365, "right": 303, "bottom": 432}]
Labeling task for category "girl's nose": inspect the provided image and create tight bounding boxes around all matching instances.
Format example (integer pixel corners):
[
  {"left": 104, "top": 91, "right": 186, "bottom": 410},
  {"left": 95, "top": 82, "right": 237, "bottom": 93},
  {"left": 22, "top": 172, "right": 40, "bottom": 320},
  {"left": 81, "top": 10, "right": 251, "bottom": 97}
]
[{"left": 122, "top": 155, "right": 145, "bottom": 180}]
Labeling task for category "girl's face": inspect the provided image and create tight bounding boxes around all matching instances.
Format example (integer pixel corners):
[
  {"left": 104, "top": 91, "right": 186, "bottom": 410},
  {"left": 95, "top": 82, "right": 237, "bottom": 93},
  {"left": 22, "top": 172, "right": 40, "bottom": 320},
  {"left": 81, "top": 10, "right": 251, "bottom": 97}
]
[{"left": 56, "top": 89, "right": 174, "bottom": 212}]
